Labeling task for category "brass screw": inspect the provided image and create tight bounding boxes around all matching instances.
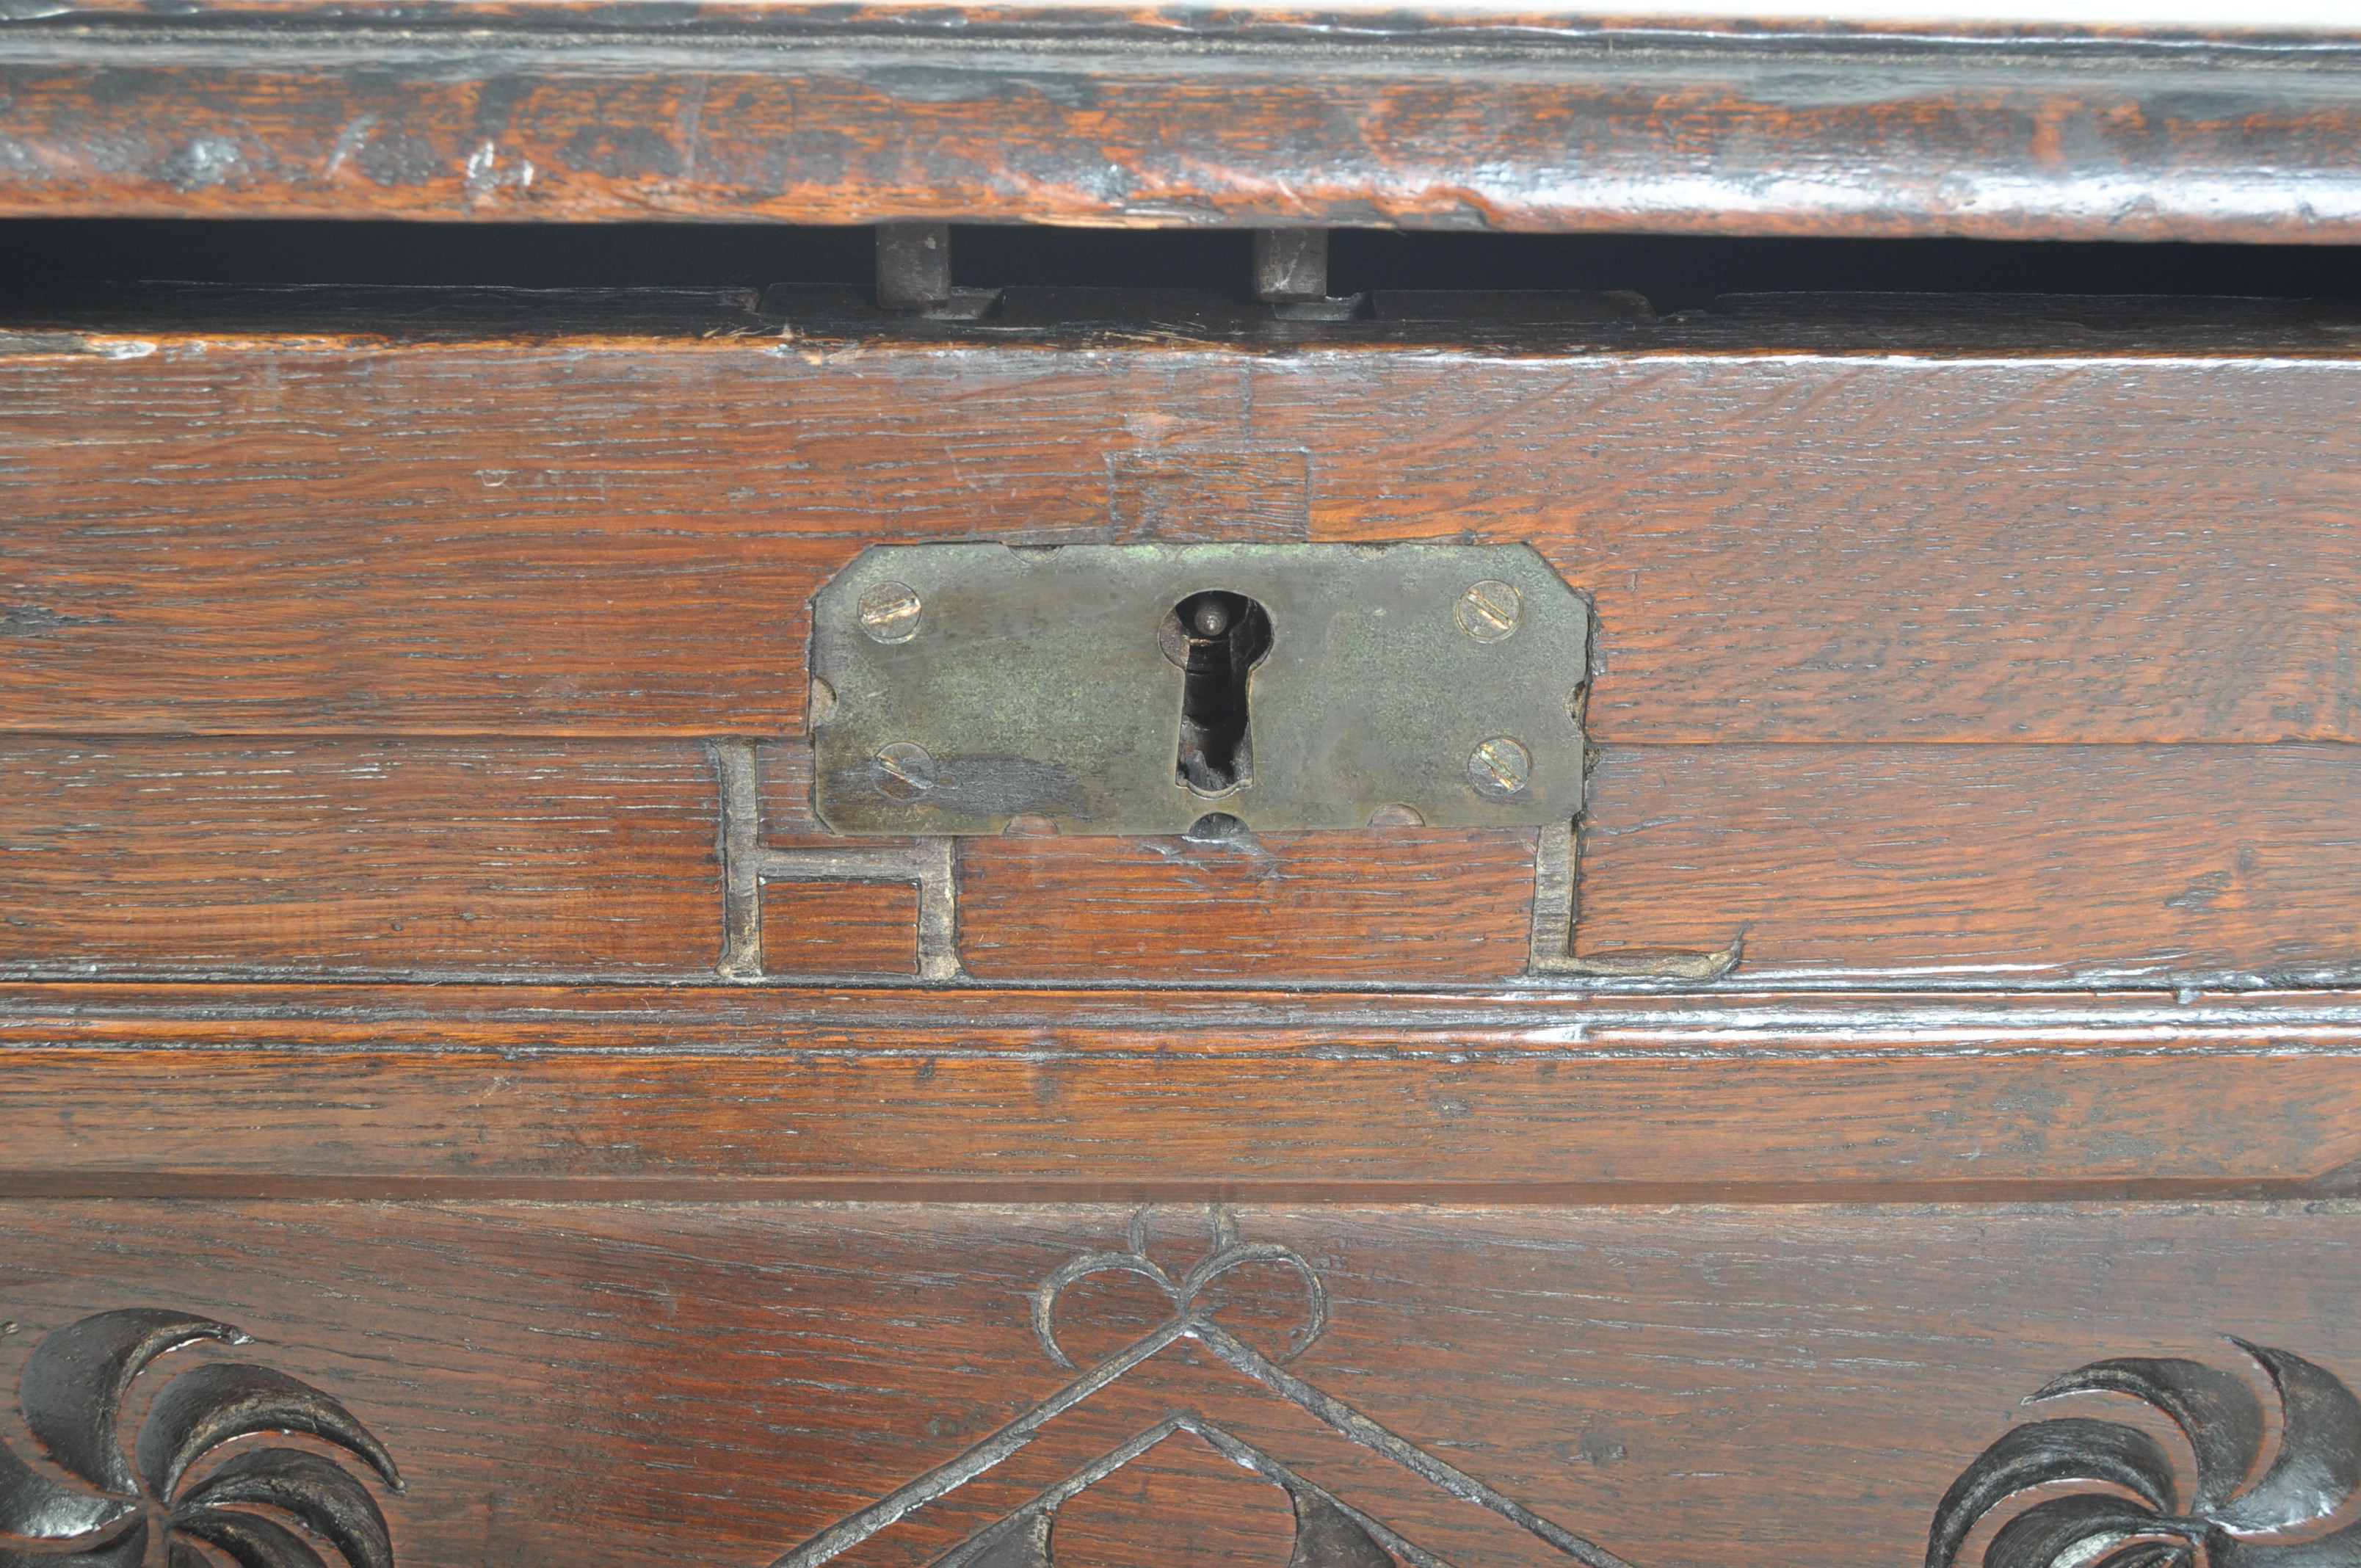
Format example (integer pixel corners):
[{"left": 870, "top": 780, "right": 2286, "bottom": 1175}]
[
  {"left": 874, "top": 741, "right": 936, "bottom": 800},
  {"left": 1455, "top": 579, "right": 1522, "bottom": 642},
  {"left": 1468, "top": 736, "right": 1531, "bottom": 799},
  {"left": 857, "top": 580, "right": 924, "bottom": 643}
]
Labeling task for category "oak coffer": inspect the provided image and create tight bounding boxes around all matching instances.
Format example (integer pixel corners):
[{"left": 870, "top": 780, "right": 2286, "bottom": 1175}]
[{"left": 4, "top": 7, "right": 2361, "bottom": 1568}]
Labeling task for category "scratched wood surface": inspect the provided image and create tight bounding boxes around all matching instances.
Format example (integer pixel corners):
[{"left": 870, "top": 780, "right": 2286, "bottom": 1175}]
[
  {"left": 2, "top": 8, "right": 2360, "bottom": 241},
  {"left": 2, "top": 308, "right": 2355, "bottom": 741},
  {"left": 4, "top": 1200, "right": 2361, "bottom": 1568}
]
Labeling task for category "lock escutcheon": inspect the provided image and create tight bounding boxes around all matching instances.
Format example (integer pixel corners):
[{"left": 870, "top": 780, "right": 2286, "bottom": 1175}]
[{"left": 808, "top": 542, "right": 1592, "bottom": 837}]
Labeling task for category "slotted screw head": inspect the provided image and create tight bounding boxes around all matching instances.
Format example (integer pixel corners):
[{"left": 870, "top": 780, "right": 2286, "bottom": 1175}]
[
  {"left": 1468, "top": 736, "right": 1531, "bottom": 799},
  {"left": 1455, "top": 579, "right": 1523, "bottom": 642},
  {"left": 873, "top": 741, "right": 936, "bottom": 800},
  {"left": 857, "top": 581, "right": 924, "bottom": 643}
]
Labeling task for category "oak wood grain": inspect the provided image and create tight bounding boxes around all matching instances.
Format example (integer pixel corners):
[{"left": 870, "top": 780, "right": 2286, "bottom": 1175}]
[
  {"left": 1, "top": 10, "right": 2358, "bottom": 240},
  {"left": 10, "top": 980, "right": 2357, "bottom": 1190},
  {"left": 763, "top": 881, "right": 919, "bottom": 977},
  {"left": 0, "top": 1038, "right": 2354, "bottom": 1196},
  {"left": 3, "top": 327, "right": 2353, "bottom": 742},
  {"left": 11, "top": 737, "right": 2361, "bottom": 986},
  {"left": 1577, "top": 744, "right": 2361, "bottom": 987},
  {"left": 1294, "top": 358, "right": 2361, "bottom": 747},
  {"left": 0, "top": 738, "right": 725, "bottom": 979},
  {"left": 2, "top": 1201, "right": 2359, "bottom": 1568},
  {"left": 956, "top": 827, "right": 1539, "bottom": 986}
]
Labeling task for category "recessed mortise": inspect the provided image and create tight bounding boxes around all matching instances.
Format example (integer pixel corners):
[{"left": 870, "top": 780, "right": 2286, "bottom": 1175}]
[{"left": 1164, "top": 590, "right": 1272, "bottom": 797}]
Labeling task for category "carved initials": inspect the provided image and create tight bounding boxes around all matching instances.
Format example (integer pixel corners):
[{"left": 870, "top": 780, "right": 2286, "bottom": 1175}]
[{"left": 709, "top": 738, "right": 962, "bottom": 982}]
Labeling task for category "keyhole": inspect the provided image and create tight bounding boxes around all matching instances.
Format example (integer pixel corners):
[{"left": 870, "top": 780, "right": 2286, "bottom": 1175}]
[{"left": 1164, "top": 590, "right": 1272, "bottom": 796}]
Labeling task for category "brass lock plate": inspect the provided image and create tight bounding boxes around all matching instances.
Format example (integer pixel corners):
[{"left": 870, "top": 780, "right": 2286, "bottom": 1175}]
[{"left": 809, "top": 542, "right": 1590, "bottom": 836}]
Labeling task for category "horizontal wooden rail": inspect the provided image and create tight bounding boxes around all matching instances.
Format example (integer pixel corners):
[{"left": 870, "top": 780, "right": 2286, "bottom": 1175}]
[
  {"left": 1, "top": 10, "right": 2360, "bottom": 238},
  {"left": 2, "top": 313, "right": 2357, "bottom": 742},
  {"left": 1, "top": 984, "right": 2360, "bottom": 1193}
]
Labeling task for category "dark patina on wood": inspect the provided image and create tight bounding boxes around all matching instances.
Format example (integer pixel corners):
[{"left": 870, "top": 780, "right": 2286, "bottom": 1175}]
[{"left": 1, "top": 7, "right": 2360, "bottom": 239}]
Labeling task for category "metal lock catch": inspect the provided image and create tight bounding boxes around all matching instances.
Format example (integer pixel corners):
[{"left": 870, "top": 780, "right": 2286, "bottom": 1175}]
[{"left": 809, "top": 542, "right": 1590, "bottom": 836}]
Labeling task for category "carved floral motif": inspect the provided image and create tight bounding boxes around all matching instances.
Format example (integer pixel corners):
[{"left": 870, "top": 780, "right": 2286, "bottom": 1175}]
[
  {"left": 12, "top": 1252, "right": 2355, "bottom": 1568},
  {"left": 0, "top": 1308, "right": 402, "bottom": 1568},
  {"left": 1932, "top": 1340, "right": 2361, "bottom": 1568}
]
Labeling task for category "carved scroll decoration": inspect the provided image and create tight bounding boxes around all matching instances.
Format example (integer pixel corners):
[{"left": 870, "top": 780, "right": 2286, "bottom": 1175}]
[
  {"left": 769, "top": 1210, "right": 1636, "bottom": 1568},
  {"left": 0, "top": 1307, "right": 402, "bottom": 1568},
  {"left": 1932, "top": 1340, "right": 2361, "bottom": 1568}
]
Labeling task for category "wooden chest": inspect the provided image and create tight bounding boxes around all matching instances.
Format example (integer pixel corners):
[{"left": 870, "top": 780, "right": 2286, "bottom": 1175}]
[{"left": 4, "top": 9, "right": 2361, "bottom": 1568}]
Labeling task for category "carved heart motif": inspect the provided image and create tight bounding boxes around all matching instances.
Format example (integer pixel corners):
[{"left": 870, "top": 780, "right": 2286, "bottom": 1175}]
[{"left": 1030, "top": 1210, "right": 1329, "bottom": 1371}]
